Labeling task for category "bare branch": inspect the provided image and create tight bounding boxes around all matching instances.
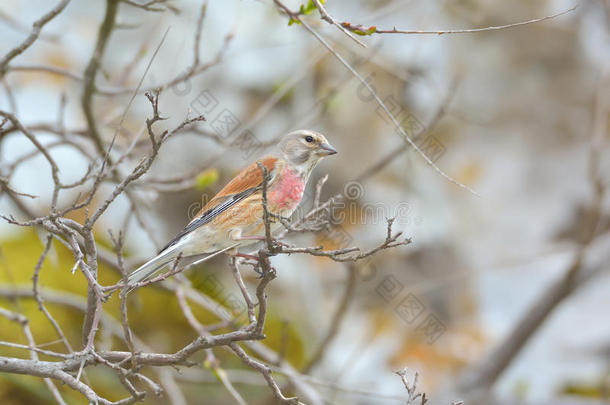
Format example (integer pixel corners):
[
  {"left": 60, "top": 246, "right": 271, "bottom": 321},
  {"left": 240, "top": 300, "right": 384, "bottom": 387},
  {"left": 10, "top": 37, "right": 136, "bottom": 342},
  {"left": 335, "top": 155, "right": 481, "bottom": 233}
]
[
  {"left": 273, "top": 0, "right": 481, "bottom": 197},
  {"left": 81, "top": 0, "right": 120, "bottom": 155},
  {"left": 229, "top": 342, "right": 303, "bottom": 405},
  {"left": 311, "top": 0, "right": 367, "bottom": 48},
  {"left": 0, "top": 0, "right": 71, "bottom": 78},
  {"left": 341, "top": 6, "right": 577, "bottom": 36}
]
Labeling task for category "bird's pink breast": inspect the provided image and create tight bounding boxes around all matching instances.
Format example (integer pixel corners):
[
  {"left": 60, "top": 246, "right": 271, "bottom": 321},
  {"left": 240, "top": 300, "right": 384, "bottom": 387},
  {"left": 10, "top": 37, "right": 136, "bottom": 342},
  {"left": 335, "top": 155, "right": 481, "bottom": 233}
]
[{"left": 268, "top": 169, "right": 305, "bottom": 211}]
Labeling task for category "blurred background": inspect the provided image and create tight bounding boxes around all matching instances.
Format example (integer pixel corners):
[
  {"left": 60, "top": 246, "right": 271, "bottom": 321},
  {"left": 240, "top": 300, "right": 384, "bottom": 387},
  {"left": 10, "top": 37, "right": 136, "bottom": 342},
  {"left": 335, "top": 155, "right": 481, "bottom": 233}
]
[{"left": 1, "top": 0, "right": 609, "bottom": 404}]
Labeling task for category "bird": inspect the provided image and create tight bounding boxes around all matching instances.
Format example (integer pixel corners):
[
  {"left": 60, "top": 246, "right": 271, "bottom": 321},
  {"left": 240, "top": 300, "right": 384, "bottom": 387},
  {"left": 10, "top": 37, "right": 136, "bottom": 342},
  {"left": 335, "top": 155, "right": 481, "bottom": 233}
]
[{"left": 126, "top": 129, "right": 337, "bottom": 291}]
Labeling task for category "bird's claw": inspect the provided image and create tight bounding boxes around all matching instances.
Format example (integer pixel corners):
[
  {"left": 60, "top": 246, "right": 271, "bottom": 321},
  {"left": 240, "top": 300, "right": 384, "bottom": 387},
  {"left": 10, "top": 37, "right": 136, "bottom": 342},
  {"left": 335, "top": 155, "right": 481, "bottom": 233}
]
[
  {"left": 252, "top": 266, "right": 264, "bottom": 278},
  {"left": 252, "top": 265, "right": 276, "bottom": 279},
  {"left": 270, "top": 238, "right": 289, "bottom": 251}
]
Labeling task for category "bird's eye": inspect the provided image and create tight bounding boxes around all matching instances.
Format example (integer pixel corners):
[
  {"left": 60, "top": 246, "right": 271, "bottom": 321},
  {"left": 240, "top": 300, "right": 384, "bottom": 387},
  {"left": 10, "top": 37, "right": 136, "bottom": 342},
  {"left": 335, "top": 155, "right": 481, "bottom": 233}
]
[{"left": 305, "top": 135, "right": 314, "bottom": 143}]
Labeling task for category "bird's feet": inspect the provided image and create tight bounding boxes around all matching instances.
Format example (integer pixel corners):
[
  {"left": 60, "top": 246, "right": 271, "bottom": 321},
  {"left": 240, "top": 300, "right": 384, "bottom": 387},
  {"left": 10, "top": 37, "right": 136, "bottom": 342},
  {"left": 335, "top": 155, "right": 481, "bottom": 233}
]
[
  {"left": 233, "top": 252, "right": 258, "bottom": 261},
  {"left": 231, "top": 233, "right": 289, "bottom": 251},
  {"left": 233, "top": 253, "right": 263, "bottom": 277}
]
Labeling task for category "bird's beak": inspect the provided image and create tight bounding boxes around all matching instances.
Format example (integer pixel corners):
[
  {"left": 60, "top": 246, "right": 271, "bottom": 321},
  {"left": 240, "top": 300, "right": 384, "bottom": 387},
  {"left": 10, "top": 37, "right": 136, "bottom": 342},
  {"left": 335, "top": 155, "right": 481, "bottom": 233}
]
[{"left": 318, "top": 142, "right": 337, "bottom": 156}]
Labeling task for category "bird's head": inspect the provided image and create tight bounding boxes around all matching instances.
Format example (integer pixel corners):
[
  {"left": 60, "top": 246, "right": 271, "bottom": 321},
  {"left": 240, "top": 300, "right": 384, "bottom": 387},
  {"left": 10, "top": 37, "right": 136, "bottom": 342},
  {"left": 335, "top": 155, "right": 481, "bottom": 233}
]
[{"left": 278, "top": 130, "right": 337, "bottom": 173}]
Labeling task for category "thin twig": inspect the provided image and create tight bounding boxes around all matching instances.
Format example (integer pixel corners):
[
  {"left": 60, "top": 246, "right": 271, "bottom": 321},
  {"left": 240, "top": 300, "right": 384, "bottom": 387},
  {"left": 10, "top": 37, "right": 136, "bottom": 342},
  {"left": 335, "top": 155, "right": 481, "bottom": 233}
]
[
  {"left": 0, "top": 0, "right": 71, "bottom": 78},
  {"left": 273, "top": 0, "right": 481, "bottom": 197},
  {"left": 350, "top": 6, "right": 577, "bottom": 36}
]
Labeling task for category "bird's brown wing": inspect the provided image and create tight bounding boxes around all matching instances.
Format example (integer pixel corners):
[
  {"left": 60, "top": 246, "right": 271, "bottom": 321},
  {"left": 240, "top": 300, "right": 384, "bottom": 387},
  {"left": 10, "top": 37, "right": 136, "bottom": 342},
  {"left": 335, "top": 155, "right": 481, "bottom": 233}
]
[
  {"left": 159, "top": 157, "right": 278, "bottom": 253},
  {"left": 199, "top": 156, "right": 278, "bottom": 212}
]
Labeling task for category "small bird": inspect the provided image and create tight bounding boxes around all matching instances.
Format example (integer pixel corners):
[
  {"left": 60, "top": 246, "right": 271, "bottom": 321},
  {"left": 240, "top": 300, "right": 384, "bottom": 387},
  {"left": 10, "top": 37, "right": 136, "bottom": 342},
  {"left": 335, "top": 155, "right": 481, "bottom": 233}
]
[{"left": 126, "top": 130, "right": 337, "bottom": 289}]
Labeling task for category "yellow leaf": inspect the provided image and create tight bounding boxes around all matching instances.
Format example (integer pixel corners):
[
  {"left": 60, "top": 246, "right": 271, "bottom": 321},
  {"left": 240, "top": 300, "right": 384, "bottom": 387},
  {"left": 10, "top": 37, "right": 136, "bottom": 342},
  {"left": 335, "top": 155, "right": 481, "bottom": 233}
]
[{"left": 195, "top": 168, "right": 219, "bottom": 190}]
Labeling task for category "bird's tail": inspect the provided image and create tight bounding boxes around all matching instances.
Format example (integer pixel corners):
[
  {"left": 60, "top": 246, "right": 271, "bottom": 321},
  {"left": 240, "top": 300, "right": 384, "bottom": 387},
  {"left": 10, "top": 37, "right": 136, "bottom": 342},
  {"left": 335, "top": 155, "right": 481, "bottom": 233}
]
[
  {"left": 126, "top": 248, "right": 181, "bottom": 288},
  {"left": 125, "top": 243, "right": 240, "bottom": 294}
]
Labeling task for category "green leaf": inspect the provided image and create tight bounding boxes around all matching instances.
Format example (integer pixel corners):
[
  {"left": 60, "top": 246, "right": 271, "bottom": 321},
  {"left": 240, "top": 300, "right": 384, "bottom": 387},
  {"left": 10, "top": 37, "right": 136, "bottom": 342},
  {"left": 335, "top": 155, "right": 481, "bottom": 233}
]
[
  {"left": 195, "top": 168, "right": 219, "bottom": 190},
  {"left": 352, "top": 26, "right": 377, "bottom": 36},
  {"left": 288, "top": 0, "right": 326, "bottom": 26},
  {"left": 303, "top": 1, "right": 316, "bottom": 14},
  {"left": 365, "top": 26, "right": 377, "bottom": 35}
]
